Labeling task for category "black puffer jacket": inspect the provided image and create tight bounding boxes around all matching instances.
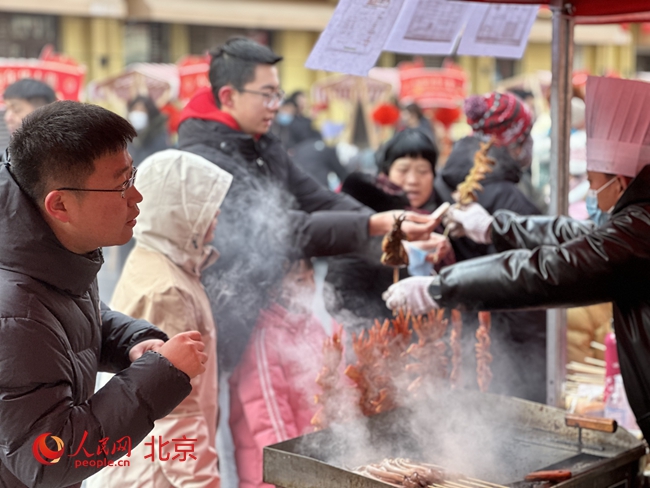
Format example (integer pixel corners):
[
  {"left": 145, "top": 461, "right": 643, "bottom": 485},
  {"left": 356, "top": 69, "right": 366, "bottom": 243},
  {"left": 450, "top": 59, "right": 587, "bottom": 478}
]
[
  {"left": 435, "top": 135, "right": 541, "bottom": 258},
  {"left": 438, "top": 164, "right": 650, "bottom": 439},
  {"left": 435, "top": 135, "right": 546, "bottom": 402},
  {"left": 178, "top": 97, "right": 371, "bottom": 369},
  {"left": 0, "top": 165, "right": 191, "bottom": 488}
]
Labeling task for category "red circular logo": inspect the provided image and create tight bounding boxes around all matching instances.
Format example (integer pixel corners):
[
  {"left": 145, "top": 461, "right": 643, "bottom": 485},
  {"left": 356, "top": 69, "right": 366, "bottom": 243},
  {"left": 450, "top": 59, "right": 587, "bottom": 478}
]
[{"left": 32, "top": 433, "right": 64, "bottom": 465}]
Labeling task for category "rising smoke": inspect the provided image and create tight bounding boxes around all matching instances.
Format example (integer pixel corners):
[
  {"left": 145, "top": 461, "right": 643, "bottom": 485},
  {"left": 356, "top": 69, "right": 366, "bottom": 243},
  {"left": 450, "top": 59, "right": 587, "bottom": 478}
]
[{"left": 203, "top": 171, "right": 295, "bottom": 371}]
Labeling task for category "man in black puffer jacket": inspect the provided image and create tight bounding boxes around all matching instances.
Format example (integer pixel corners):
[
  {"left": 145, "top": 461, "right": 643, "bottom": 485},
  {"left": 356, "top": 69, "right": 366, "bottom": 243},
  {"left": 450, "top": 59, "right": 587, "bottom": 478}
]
[
  {"left": 0, "top": 101, "right": 206, "bottom": 488},
  {"left": 385, "top": 76, "right": 650, "bottom": 441},
  {"left": 177, "top": 38, "right": 438, "bottom": 370}
]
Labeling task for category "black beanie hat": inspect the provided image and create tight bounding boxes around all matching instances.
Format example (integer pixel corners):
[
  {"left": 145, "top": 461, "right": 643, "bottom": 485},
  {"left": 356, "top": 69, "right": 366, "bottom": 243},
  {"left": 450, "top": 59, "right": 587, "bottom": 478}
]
[{"left": 376, "top": 128, "right": 438, "bottom": 175}]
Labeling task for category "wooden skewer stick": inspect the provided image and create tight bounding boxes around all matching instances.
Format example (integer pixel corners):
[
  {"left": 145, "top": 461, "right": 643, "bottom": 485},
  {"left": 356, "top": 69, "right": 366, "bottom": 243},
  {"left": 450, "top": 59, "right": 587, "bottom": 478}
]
[
  {"left": 584, "top": 357, "right": 606, "bottom": 367},
  {"left": 590, "top": 341, "right": 606, "bottom": 351},
  {"left": 465, "top": 478, "right": 509, "bottom": 488},
  {"left": 567, "top": 361, "right": 605, "bottom": 375},
  {"left": 566, "top": 373, "right": 605, "bottom": 385}
]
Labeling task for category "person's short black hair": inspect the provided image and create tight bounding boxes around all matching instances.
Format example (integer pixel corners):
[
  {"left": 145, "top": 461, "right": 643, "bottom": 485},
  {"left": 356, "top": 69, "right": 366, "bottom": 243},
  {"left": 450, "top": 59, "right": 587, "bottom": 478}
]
[
  {"left": 403, "top": 102, "right": 425, "bottom": 121},
  {"left": 377, "top": 128, "right": 438, "bottom": 175},
  {"left": 127, "top": 95, "right": 161, "bottom": 120},
  {"left": 287, "top": 90, "right": 304, "bottom": 104},
  {"left": 9, "top": 100, "right": 136, "bottom": 205},
  {"left": 4, "top": 78, "right": 56, "bottom": 107},
  {"left": 208, "top": 37, "right": 283, "bottom": 108}
]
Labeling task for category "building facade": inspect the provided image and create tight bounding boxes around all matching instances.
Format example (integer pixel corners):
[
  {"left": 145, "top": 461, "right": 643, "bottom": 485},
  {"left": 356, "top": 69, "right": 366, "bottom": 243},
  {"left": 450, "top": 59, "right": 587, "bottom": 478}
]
[{"left": 0, "top": 1, "right": 643, "bottom": 98}]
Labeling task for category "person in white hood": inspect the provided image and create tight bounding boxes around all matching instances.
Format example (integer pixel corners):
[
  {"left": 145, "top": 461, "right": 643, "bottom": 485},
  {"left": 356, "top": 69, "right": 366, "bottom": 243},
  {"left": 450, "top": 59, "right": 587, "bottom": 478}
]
[{"left": 89, "top": 149, "right": 233, "bottom": 488}]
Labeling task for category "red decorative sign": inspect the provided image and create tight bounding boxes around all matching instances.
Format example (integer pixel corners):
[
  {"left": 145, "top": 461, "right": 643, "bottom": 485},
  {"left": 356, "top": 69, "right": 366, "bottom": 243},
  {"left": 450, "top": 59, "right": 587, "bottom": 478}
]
[
  {"left": 0, "top": 45, "right": 85, "bottom": 105},
  {"left": 177, "top": 55, "right": 210, "bottom": 102},
  {"left": 399, "top": 68, "right": 467, "bottom": 109}
]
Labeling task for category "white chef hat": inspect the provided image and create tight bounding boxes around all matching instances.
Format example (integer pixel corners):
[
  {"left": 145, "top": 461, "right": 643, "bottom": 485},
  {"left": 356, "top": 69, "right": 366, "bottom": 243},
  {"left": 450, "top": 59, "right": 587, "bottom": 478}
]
[{"left": 586, "top": 76, "right": 650, "bottom": 178}]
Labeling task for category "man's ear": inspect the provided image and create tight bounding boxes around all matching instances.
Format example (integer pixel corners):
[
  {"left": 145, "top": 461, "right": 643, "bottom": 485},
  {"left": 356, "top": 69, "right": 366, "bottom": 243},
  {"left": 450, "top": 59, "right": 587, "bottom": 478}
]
[
  {"left": 43, "top": 190, "right": 72, "bottom": 223},
  {"left": 218, "top": 86, "right": 235, "bottom": 109},
  {"left": 616, "top": 175, "right": 632, "bottom": 192}
]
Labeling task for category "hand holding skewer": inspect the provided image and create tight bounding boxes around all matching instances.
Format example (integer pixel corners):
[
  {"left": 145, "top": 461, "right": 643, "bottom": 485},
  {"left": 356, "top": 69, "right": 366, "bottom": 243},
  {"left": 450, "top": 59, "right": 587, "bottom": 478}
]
[
  {"left": 443, "top": 137, "right": 496, "bottom": 240},
  {"left": 443, "top": 203, "right": 494, "bottom": 244},
  {"left": 370, "top": 209, "right": 446, "bottom": 242}
]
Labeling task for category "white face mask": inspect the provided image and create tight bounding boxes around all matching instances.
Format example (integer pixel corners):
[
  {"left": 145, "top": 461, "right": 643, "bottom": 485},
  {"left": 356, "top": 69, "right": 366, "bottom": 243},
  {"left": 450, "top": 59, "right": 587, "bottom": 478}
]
[{"left": 128, "top": 111, "right": 148, "bottom": 131}]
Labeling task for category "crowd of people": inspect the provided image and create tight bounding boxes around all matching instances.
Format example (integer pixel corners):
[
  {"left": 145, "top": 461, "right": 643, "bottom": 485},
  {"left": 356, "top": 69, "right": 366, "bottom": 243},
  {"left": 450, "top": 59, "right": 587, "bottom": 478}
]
[{"left": 1, "top": 36, "right": 649, "bottom": 488}]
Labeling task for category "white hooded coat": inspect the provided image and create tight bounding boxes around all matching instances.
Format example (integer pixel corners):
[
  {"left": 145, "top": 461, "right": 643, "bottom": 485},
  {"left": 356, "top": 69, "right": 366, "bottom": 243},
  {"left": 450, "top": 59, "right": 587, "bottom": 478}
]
[{"left": 88, "top": 149, "right": 232, "bottom": 488}]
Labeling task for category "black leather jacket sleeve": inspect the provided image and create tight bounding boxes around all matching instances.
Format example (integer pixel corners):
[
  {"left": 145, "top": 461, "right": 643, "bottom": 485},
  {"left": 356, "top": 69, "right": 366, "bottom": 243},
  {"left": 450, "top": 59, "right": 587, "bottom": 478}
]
[
  {"left": 491, "top": 210, "right": 594, "bottom": 252},
  {"left": 439, "top": 206, "right": 650, "bottom": 311}
]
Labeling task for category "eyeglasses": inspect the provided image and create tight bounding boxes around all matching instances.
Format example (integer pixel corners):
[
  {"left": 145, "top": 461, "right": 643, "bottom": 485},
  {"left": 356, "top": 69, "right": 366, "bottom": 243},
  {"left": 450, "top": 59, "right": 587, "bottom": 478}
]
[
  {"left": 57, "top": 167, "right": 137, "bottom": 199},
  {"left": 239, "top": 89, "right": 285, "bottom": 108}
]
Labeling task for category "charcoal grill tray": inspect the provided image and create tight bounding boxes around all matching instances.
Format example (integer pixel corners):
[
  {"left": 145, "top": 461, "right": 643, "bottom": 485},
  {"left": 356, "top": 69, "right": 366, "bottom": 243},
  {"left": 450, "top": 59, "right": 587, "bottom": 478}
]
[{"left": 264, "top": 391, "right": 645, "bottom": 488}]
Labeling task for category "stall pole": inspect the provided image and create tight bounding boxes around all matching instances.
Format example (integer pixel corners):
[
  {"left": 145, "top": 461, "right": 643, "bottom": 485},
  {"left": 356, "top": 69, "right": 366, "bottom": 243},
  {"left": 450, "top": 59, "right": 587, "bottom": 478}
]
[{"left": 547, "top": 5, "right": 574, "bottom": 407}]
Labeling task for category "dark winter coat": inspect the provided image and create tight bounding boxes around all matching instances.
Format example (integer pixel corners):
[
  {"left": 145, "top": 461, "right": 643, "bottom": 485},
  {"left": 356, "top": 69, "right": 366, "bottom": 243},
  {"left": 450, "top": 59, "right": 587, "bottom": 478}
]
[
  {"left": 0, "top": 164, "right": 191, "bottom": 488},
  {"left": 127, "top": 114, "right": 170, "bottom": 167},
  {"left": 435, "top": 135, "right": 546, "bottom": 402},
  {"left": 288, "top": 138, "right": 348, "bottom": 189},
  {"left": 272, "top": 115, "right": 318, "bottom": 150},
  {"left": 438, "top": 164, "right": 650, "bottom": 438},
  {"left": 177, "top": 89, "right": 372, "bottom": 369}
]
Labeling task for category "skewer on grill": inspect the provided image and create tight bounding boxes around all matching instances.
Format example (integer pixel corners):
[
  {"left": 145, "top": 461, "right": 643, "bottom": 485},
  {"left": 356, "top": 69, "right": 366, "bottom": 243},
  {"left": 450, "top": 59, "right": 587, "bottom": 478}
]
[
  {"left": 475, "top": 311, "right": 493, "bottom": 392},
  {"left": 419, "top": 462, "right": 507, "bottom": 488},
  {"left": 381, "top": 213, "right": 409, "bottom": 284},
  {"left": 356, "top": 459, "right": 508, "bottom": 488},
  {"left": 449, "top": 310, "right": 462, "bottom": 389}
]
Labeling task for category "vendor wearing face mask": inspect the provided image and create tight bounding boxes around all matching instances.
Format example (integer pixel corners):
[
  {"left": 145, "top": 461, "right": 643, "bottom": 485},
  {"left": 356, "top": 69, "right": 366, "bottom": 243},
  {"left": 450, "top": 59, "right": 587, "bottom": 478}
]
[{"left": 384, "top": 76, "right": 650, "bottom": 441}]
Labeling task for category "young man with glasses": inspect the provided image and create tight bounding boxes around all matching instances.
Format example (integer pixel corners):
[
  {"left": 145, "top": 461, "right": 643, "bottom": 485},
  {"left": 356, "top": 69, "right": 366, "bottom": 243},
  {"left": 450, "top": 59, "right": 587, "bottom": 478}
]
[
  {"left": 0, "top": 101, "right": 208, "bottom": 487},
  {"left": 177, "top": 37, "right": 441, "bottom": 372}
]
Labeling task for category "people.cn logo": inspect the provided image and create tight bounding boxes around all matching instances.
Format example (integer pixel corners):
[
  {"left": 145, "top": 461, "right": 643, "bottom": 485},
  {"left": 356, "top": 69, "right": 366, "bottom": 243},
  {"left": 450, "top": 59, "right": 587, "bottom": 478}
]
[{"left": 32, "top": 433, "right": 65, "bottom": 465}]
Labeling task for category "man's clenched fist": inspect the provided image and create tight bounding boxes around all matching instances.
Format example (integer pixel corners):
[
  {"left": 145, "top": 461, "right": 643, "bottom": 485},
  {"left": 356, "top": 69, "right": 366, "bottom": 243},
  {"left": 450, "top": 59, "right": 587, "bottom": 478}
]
[{"left": 158, "top": 331, "right": 207, "bottom": 379}]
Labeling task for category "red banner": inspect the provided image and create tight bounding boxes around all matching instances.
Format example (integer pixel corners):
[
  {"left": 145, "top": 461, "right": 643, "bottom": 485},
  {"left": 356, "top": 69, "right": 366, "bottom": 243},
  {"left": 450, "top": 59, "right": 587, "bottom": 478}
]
[
  {"left": 0, "top": 46, "right": 85, "bottom": 105},
  {"left": 399, "top": 68, "right": 467, "bottom": 109},
  {"left": 177, "top": 55, "right": 210, "bottom": 102}
]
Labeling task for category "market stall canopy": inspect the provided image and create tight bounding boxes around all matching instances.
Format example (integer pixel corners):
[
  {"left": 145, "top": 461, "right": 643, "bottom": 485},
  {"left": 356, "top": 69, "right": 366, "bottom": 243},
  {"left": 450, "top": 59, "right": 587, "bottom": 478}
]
[
  {"left": 89, "top": 63, "right": 178, "bottom": 106},
  {"left": 88, "top": 55, "right": 210, "bottom": 110},
  {"left": 458, "top": 1, "right": 650, "bottom": 23}
]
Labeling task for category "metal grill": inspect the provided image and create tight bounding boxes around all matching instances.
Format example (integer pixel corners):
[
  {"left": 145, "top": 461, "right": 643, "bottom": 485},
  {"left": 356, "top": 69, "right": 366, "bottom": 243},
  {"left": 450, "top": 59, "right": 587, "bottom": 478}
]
[{"left": 264, "top": 390, "right": 646, "bottom": 488}]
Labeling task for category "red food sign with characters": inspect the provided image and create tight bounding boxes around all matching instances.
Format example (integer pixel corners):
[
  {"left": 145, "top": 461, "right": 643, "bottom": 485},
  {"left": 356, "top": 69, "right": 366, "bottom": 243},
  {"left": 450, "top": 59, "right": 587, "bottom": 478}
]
[
  {"left": 0, "top": 45, "right": 85, "bottom": 106},
  {"left": 399, "top": 67, "right": 467, "bottom": 110}
]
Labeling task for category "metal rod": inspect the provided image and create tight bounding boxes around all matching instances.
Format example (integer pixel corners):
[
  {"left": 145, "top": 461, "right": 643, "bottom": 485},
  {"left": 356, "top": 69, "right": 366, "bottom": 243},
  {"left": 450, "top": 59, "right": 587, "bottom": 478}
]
[{"left": 547, "top": 5, "right": 574, "bottom": 408}]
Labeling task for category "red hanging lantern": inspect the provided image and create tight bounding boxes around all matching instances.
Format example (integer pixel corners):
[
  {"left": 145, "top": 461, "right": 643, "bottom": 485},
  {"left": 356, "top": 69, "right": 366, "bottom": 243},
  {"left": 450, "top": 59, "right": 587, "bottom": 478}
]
[
  {"left": 372, "top": 103, "right": 401, "bottom": 126},
  {"left": 433, "top": 106, "right": 462, "bottom": 130}
]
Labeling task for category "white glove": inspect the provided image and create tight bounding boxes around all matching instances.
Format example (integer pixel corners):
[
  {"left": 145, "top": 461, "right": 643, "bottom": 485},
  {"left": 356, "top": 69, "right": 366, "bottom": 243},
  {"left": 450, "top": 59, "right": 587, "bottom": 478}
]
[
  {"left": 382, "top": 276, "right": 439, "bottom": 315},
  {"left": 444, "top": 203, "right": 494, "bottom": 244}
]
